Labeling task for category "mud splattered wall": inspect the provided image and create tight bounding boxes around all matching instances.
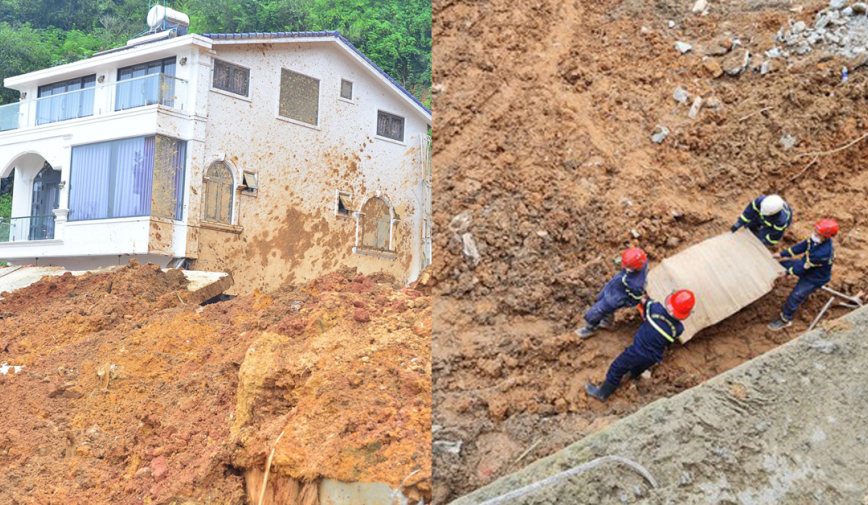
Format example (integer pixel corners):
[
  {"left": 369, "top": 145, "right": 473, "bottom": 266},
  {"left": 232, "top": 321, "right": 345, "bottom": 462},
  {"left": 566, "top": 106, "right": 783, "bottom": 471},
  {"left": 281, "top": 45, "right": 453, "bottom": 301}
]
[{"left": 188, "top": 40, "right": 429, "bottom": 294}]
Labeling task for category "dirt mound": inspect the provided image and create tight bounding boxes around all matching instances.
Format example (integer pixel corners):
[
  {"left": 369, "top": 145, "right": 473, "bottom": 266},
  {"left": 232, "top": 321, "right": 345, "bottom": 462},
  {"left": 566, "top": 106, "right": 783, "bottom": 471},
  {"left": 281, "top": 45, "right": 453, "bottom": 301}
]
[
  {"left": 0, "top": 262, "right": 431, "bottom": 504},
  {"left": 453, "top": 307, "right": 868, "bottom": 504},
  {"left": 432, "top": 0, "right": 868, "bottom": 501}
]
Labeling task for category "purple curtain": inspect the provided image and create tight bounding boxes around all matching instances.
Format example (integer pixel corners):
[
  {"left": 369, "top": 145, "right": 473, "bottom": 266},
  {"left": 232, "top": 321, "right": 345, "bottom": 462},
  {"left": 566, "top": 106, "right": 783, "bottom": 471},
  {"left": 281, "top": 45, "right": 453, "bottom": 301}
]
[
  {"left": 69, "top": 142, "right": 111, "bottom": 220},
  {"left": 113, "top": 136, "right": 154, "bottom": 218},
  {"left": 69, "top": 136, "right": 156, "bottom": 221}
]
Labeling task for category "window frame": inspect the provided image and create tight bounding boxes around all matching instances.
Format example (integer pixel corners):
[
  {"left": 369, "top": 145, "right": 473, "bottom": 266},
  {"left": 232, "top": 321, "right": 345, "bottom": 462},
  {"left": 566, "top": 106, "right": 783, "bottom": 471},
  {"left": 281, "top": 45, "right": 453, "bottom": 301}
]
[
  {"left": 352, "top": 195, "right": 398, "bottom": 260},
  {"left": 336, "top": 190, "right": 354, "bottom": 219},
  {"left": 117, "top": 57, "right": 177, "bottom": 81},
  {"left": 339, "top": 79, "right": 354, "bottom": 104},
  {"left": 202, "top": 160, "right": 236, "bottom": 225},
  {"left": 36, "top": 75, "right": 97, "bottom": 125},
  {"left": 68, "top": 134, "right": 187, "bottom": 223},
  {"left": 275, "top": 67, "right": 322, "bottom": 130},
  {"left": 211, "top": 59, "right": 251, "bottom": 98},
  {"left": 375, "top": 110, "right": 405, "bottom": 143},
  {"left": 240, "top": 171, "right": 258, "bottom": 196}
]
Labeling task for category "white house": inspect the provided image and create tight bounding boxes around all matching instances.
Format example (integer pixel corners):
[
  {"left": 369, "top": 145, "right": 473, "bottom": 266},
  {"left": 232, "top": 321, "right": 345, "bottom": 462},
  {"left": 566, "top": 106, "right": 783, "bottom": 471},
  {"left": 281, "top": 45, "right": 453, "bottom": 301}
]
[{"left": 0, "top": 18, "right": 432, "bottom": 294}]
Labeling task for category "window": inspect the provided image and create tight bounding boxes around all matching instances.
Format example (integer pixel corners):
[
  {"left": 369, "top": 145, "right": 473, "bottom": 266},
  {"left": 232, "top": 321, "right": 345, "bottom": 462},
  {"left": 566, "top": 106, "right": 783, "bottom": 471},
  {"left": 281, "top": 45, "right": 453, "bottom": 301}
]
[
  {"left": 377, "top": 111, "right": 404, "bottom": 142},
  {"left": 213, "top": 60, "right": 250, "bottom": 97},
  {"left": 336, "top": 192, "right": 353, "bottom": 217},
  {"left": 68, "top": 135, "right": 186, "bottom": 221},
  {"left": 204, "top": 161, "right": 234, "bottom": 224},
  {"left": 354, "top": 196, "right": 397, "bottom": 257},
  {"left": 279, "top": 69, "right": 319, "bottom": 125},
  {"left": 116, "top": 57, "right": 177, "bottom": 111},
  {"left": 36, "top": 75, "right": 96, "bottom": 125},
  {"left": 340, "top": 79, "right": 353, "bottom": 100},
  {"left": 241, "top": 172, "right": 258, "bottom": 193}
]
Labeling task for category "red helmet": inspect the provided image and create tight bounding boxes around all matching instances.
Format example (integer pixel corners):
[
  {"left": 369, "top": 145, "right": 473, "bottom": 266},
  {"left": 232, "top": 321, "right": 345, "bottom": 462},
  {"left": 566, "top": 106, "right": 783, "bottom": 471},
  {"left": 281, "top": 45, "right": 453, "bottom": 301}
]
[
  {"left": 622, "top": 248, "right": 648, "bottom": 271},
  {"left": 814, "top": 219, "right": 839, "bottom": 239},
  {"left": 665, "top": 289, "right": 695, "bottom": 320}
]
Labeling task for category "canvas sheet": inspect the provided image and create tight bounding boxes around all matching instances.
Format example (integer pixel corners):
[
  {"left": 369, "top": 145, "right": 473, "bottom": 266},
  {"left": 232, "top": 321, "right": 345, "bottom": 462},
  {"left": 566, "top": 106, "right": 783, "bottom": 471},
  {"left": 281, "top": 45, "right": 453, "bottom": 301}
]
[{"left": 646, "top": 229, "right": 785, "bottom": 343}]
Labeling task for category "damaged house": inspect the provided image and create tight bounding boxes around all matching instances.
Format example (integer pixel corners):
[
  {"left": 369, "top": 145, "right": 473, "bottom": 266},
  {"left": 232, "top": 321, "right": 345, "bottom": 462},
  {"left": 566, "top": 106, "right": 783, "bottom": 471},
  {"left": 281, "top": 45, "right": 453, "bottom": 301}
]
[{"left": 0, "top": 13, "right": 432, "bottom": 293}]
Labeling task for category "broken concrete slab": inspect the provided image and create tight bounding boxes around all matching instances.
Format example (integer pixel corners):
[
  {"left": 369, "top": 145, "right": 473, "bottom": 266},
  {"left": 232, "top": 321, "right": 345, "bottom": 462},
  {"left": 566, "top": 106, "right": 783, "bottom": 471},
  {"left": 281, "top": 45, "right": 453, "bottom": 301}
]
[{"left": 646, "top": 229, "right": 784, "bottom": 343}]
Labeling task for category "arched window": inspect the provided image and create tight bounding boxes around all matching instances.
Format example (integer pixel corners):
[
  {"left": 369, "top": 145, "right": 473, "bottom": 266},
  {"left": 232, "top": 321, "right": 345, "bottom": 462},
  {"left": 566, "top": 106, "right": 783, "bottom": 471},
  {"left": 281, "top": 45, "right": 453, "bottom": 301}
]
[
  {"left": 354, "top": 196, "right": 398, "bottom": 259},
  {"left": 204, "top": 161, "right": 234, "bottom": 224}
]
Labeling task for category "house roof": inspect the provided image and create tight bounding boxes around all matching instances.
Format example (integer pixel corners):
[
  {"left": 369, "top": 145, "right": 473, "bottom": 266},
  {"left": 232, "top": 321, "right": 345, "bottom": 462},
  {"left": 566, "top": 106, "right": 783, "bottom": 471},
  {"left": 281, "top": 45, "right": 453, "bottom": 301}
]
[{"left": 201, "top": 31, "right": 431, "bottom": 118}]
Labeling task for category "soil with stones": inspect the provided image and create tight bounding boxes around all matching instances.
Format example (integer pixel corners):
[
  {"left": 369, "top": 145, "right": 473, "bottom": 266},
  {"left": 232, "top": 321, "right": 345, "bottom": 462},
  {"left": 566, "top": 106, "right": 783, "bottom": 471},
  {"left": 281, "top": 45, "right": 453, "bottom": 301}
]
[
  {"left": 432, "top": 0, "right": 868, "bottom": 502},
  {"left": 453, "top": 308, "right": 868, "bottom": 505},
  {"left": 0, "top": 260, "right": 432, "bottom": 505}
]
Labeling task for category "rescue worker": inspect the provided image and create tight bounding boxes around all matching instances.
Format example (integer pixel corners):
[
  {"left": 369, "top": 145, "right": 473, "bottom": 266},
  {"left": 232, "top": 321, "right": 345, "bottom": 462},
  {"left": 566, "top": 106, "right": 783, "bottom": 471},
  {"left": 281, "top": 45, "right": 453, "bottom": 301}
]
[
  {"left": 576, "top": 248, "right": 648, "bottom": 338},
  {"left": 768, "top": 219, "right": 838, "bottom": 330},
  {"left": 730, "top": 194, "right": 793, "bottom": 247},
  {"left": 586, "top": 289, "right": 695, "bottom": 402}
]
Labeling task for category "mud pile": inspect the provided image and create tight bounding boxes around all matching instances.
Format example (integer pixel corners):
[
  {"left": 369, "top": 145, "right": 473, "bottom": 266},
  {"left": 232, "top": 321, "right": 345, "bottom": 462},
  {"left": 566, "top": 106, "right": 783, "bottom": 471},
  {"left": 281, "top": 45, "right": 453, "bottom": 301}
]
[
  {"left": 453, "top": 307, "right": 868, "bottom": 504},
  {"left": 0, "top": 260, "right": 431, "bottom": 504},
  {"left": 432, "top": 0, "right": 868, "bottom": 501}
]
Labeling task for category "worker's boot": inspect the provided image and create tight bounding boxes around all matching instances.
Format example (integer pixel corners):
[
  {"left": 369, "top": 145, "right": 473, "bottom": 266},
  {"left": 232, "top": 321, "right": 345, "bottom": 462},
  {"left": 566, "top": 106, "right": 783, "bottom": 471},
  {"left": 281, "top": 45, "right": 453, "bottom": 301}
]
[
  {"left": 598, "top": 315, "right": 615, "bottom": 330},
  {"left": 575, "top": 325, "right": 598, "bottom": 339},
  {"left": 767, "top": 317, "right": 792, "bottom": 331},
  {"left": 585, "top": 380, "right": 618, "bottom": 402}
]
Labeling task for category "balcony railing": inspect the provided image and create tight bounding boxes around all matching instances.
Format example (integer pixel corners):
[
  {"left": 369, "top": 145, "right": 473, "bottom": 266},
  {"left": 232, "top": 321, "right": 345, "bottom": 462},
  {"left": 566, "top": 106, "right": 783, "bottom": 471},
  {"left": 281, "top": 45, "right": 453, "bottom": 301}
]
[
  {"left": 0, "top": 74, "right": 188, "bottom": 132},
  {"left": 112, "top": 73, "right": 187, "bottom": 112},
  {"left": 0, "top": 102, "right": 21, "bottom": 132},
  {"left": 36, "top": 86, "right": 96, "bottom": 125},
  {"left": 0, "top": 215, "right": 56, "bottom": 242}
]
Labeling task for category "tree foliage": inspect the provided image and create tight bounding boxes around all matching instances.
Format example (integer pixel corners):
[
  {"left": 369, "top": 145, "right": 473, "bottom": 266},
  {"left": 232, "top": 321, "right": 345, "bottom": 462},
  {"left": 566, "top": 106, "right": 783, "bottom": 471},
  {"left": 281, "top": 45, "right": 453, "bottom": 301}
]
[{"left": 0, "top": 0, "right": 430, "bottom": 105}]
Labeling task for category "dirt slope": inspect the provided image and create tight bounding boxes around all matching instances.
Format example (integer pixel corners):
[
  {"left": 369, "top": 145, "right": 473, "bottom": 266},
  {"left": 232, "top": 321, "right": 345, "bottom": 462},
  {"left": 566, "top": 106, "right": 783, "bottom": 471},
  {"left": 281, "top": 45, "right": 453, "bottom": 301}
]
[
  {"left": 452, "top": 307, "right": 868, "bottom": 504},
  {"left": 0, "top": 260, "right": 431, "bottom": 505},
  {"left": 432, "top": 0, "right": 868, "bottom": 501}
]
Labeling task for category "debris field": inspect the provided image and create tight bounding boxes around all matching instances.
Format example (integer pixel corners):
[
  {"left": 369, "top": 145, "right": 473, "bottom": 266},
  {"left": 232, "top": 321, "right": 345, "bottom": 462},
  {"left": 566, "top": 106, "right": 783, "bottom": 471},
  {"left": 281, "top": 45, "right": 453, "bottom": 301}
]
[
  {"left": 432, "top": 0, "right": 868, "bottom": 502},
  {"left": 0, "top": 260, "right": 432, "bottom": 504}
]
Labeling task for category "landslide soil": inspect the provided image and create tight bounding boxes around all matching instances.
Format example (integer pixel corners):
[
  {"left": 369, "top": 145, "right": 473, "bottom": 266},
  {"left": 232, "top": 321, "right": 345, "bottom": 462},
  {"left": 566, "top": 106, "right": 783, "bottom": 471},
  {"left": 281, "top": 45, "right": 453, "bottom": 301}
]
[
  {"left": 0, "top": 261, "right": 432, "bottom": 505},
  {"left": 432, "top": 0, "right": 868, "bottom": 502}
]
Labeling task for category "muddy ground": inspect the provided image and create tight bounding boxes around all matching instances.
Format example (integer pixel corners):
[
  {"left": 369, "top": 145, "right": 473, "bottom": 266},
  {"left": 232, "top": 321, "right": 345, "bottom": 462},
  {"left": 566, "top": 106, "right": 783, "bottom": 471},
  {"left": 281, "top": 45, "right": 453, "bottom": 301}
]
[
  {"left": 432, "top": 0, "right": 868, "bottom": 502},
  {"left": 452, "top": 307, "right": 868, "bottom": 504},
  {"left": 0, "top": 261, "right": 431, "bottom": 504}
]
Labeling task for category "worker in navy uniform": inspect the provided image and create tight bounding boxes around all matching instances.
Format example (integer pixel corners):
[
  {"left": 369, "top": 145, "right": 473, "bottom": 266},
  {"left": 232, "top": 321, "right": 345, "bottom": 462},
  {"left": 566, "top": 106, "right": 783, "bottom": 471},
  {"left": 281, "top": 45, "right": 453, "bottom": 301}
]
[
  {"left": 586, "top": 290, "right": 695, "bottom": 402},
  {"left": 731, "top": 194, "right": 793, "bottom": 247},
  {"left": 768, "top": 219, "right": 838, "bottom": 330},
  {"left": 576, "top": 248, "right": 648, "bottom": 338}
]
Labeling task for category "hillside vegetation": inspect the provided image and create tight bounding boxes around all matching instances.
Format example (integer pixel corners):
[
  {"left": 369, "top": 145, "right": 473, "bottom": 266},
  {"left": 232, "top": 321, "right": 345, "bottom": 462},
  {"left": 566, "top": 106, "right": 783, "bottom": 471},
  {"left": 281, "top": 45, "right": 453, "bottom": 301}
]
[{"left": 0, "top": 0, "right": 431, "bottom": 105}]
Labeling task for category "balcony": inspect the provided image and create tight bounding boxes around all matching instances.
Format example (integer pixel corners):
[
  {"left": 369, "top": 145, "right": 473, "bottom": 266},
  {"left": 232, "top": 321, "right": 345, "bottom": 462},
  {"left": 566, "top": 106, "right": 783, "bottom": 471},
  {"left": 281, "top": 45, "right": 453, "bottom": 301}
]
[
  {"left": 0, "top": 215, "right": 56, "bottom": 242},
  {"left": 0, "top": 74, "right": 188, "bottom": 133}
]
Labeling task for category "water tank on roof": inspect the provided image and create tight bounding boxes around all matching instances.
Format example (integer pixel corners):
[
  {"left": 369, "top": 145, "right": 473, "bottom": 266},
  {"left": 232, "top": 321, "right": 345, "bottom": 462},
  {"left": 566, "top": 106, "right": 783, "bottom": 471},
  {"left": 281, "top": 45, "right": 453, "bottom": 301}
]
[{"left": 147, "top": 5, "right": 190, "bottom": 35}]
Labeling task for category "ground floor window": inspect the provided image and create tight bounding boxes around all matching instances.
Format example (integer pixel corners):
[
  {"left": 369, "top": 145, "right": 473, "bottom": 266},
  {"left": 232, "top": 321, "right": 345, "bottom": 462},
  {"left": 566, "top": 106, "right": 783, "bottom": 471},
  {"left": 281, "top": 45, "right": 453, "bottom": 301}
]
[
  {"left": 204, "top": 161, "right": 234, "bottom": 224},
  {"left": 354, "top": 196, "right": 398, "bottom": 258},
  {"left": 69, "top": 135, "right": 186, "bottom": 221}
]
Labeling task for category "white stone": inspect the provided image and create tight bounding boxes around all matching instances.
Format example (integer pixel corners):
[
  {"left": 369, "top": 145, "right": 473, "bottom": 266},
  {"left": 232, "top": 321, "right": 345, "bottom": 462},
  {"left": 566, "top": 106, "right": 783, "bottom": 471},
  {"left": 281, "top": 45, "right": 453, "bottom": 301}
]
[{"left": 675, "top": 41, "right": 693, "bottom": 54}]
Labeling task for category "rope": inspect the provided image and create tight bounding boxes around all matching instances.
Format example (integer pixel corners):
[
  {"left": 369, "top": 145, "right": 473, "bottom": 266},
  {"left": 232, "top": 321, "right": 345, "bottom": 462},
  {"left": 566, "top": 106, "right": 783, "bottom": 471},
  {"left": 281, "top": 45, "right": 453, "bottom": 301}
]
[{"left": 473, "top": 455, "right": 658, "bottom": 505}]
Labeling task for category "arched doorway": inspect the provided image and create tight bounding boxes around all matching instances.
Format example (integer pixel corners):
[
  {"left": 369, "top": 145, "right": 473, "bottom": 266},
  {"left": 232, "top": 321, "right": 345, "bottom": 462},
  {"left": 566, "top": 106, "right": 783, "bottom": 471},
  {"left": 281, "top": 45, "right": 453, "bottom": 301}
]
[{"left": 30, "top": 163, "right": 60, "bottom": 240}]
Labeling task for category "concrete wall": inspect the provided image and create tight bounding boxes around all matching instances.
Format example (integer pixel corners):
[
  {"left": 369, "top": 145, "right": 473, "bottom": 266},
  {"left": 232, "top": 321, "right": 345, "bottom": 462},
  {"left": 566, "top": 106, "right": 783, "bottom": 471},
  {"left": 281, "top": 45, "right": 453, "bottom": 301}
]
[
  {"left": 452, "top": 307, "right": 868, "bottom": 504},
  {"left": 186, "top": 40, "right": 429, "bottom": 293}
]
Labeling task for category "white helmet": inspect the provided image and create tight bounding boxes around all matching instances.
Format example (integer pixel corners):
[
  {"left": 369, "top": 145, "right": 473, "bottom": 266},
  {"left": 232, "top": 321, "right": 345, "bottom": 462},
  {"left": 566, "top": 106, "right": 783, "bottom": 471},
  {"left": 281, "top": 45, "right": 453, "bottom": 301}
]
[{"left": 760, "top": 194, "right": 785, "bottom": 216}]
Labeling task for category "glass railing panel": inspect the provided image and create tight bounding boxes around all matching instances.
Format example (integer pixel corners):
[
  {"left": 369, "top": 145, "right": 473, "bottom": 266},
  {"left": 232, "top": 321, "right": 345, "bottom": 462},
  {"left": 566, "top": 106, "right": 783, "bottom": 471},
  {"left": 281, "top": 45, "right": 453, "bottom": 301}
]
[
  {"left": 35, "top": 87, "right": 96, "bottom": 125},
  {"left": 0, "top": 215, "right": 57, "bottom": 242},
  {"left": 113, "top": 74, "right": 187, "bottom": 112},
  {"left": 0, "top": 102, "right": 22, "bottom": 132}
]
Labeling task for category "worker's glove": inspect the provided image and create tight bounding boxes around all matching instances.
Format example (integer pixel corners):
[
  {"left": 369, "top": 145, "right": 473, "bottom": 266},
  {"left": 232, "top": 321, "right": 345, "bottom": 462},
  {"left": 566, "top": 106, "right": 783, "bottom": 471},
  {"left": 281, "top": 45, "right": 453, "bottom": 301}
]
[{"left": 730, "top": 222, "right": 741, "bottom": 233}]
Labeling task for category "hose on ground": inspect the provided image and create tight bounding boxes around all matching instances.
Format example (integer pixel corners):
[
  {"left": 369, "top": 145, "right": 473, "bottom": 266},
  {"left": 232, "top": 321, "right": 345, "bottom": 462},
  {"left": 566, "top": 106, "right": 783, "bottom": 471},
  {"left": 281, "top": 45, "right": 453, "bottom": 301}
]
[{"left": 472, "top": 455, "right": 658, "bottom": 505}]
